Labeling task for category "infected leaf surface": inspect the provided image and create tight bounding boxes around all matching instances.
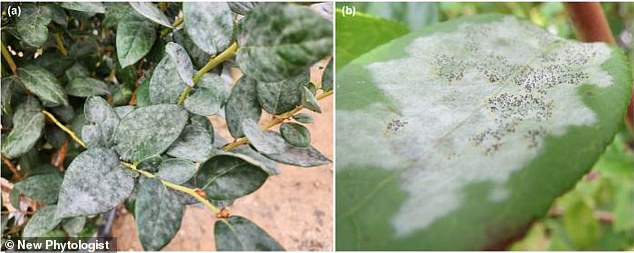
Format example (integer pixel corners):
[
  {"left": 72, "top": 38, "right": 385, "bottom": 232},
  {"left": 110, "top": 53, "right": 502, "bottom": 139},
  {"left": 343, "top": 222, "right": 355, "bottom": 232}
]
[
  {"left": 135, "top": 177, "right": 184, "bottom": 251},
  {"left": 18, "top": 65, "right": 69, "bottom": 107},
  {"left": 130, "top": 2, "right": 172, "bottom": 28},
  {"left": 194, "top": 153, "right": 269, "bottom": 200},
  {"left": 13, "top": 172, "right": 63, "bottom": 204},
  {"left": 113, "top": 104, "right": 188, "bottom": 162},
  {"left": 23, "top": 205, "right": 62, "bottom": 238},
  {"left": 56, "top": 148, "right": 134, "bottom": 218},
  {"left": 214, "top": 216, "right": 284, "bottom": 251},
  {"left": 183, "top": 2, "right": 234, "bottom": 55},
  {"left": 16, "top": 5, "right": 53, "bottom": 47},
  {"left": 280, "top": 122, "right": 311, "bottom": 147},
  {"left": 66, "top": 77, "right": 111, "bottom": 97},
  {"left": 60, "top": 2, "right": 105, "bottom": 13},
  {"left": 84, "top": 96, "right": 119, "bottom": 147},
  {"left": 149, "top": 55, "right": 188, "bottom": 104},
  {"left": 156, "top": 158, "right": 198, "bottom": 185},
  {"left": 166, "top": 125, "right": 213, "bottom": 162},
  {"left": 1, "top": 98, "right": 45, "bottom": 159},
  {"left": 256, "top": 72, "right": 309, "bottom": 114},
  {"left": 116, "top": 16, "right": 157, "bottom": 68},
  {"left": 225, "top": 76, "right": 262, "bottom": 138},
  {"left": 336, "top": 14, "right": 632, "bottom": 250},
  {"left": 166, "top": 42, "right": 196, "bottom": 87},
  {"left": 184, "top": 74, "right": 230, "bottom": 116},
  {"left": 237, "top": 4, "right": 332, "bottom": 82}
]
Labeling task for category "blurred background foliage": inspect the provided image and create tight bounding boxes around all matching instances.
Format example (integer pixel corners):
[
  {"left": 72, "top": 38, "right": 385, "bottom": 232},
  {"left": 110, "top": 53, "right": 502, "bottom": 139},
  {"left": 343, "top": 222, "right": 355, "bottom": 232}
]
[{"left": 336, "top": 2, "right": 634, "bottom": 250}]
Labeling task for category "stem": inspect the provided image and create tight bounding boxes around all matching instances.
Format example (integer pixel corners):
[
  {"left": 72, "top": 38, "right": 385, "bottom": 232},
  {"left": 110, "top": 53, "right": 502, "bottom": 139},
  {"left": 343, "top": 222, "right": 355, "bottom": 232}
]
[
  {"left": 223, "top": 89, "right": 333, "bottom": 151},
  {"left": 53, "top": 33, "right": 68, "bottom": 57},
  {"left": 1, "top": 41, "right": 17, "bottom": 76},
  {"left": 1, "top": 154, "right": 23, "bottom": 180},
  {"left": 159, "top": 16, "right": 185, "bottom": 37},
  {"left": 42, "top": 110, "right": 86, "bottom": 148},
  {"left": 565, "top": 3, "right": 615, "bottom": 44},
  {"left": 177, "top": 42, "right": 239, "bottom": 105},
  {"left": 120, "top": 162, "right": 220, "bottom": 214}
]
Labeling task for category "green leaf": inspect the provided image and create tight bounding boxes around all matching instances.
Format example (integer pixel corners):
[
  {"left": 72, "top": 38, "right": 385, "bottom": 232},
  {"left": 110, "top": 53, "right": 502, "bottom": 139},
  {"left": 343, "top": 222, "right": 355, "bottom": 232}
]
[
  {"left": 236, "top": 4, "right": 332, "bottom": 82},
  {"left": 1, "top": 77, "right": 16, "bottom": 115},
  {"left": 60, "top": 2, "right": 106, "bottom": 13},
  {"left": 13, "top": 172, "right": 63, "bottom": 204},
  {"left": 335, "top": 9, "right": 409, "bottom": 70},
  {"left": 113, "top": 104, "right": 188, "bottom": 162},
  {"left": 62, "top": 216, "right": 86, "bottom": 236},
  {"left": 130, "top": 2, "right": 172, "bottom": 28},
  {"left": 214, "top": 216, "right": 284, "bottom": 251},
  {"left": 156, "top": 158, "right": 198, "bottom": 185},
  {"left": 256, "top": 72, "right": 309, "bottom": 114},
  {"left": 66, "top": 77, "right": 111, "bottom": 97},
  {"left": 1, "top": 98, "right": 45, "bottom": 159},
  {"left": 563, "top": 197, "right": 601, "bottom": 248},
  {"left": 301, "top": 86, "right": 321, "bottom": 113},
  {"left": 172, "top": 29, "right": 211, "bottom": 69},
  {"left": 183, "top": 2, "right": 234, "bottom": 55},
  {"left": 336, "top": 14, "right": 632, "bottom": 250},
  {"left": 184, "top": 74, "right": 230, "bottom": 116},
  {"left": 225, "top": 76, "right": 262, "bottom": 138},
  {"left": 292, "top": 113, "right": 313, "bottom": 124},
  {"left": 280, "top": 122, "right": 310, "bottom": 147},
  {"left": 231, "top": 146, "right": 279, "bottom": 176},
  {"left": 116, "top": 16, "right": 157, "bottom": 68},
  {"left": 358, "top": 2, "right": 438, "bottom": 31},
  {"left": 23, "top": 205, "right": 62, "bottom": 238},
  {"left": 104, "top": 3, "right": 134, "bottom": 28},
  {"left": 166, "top": 42, "right": 195, "bottom": 87},
  {"left": 241, "top": 119, "right": 330, "bottom": 167},
  {"left": 65, "top": 63, "right": 90, "bottom": 81},
  {"left": 135, "top": 177, "right": 184, "bottom": 251},
  {"left": 56, "top": 148, "right": 134, "bottom": 218},
  {"left": 149, "top": 55, "right": 188, "bottom": 104},
  {"left": 194, "top": 153, "right": 269, "bottom": 200},
  {"left": 16, "top": 5, "right": 53, "bottom": 47},
  {"left": 228, "top": 2, "right": 259, "bottom": 15},
  {"left": 84, "top": 96, "right": 119, "bottom": 147},
  {"left": 166, "top": 125, "right": 213, "bottom": 162},
  {"left": 18, "top": 65, "right": 69, "bottom": 106},
  {"left": 322, "top": 60, "right": 333, "bottom": 91},
  {"left": 136, "top": 78, "right": 151, "bottom": 107}
]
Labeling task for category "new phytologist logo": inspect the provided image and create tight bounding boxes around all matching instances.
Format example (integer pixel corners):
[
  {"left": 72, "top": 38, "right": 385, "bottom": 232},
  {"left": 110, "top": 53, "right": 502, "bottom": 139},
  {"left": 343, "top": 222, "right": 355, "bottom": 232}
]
[{"left": 2, "top": 238, "right": 116, "bottom": 252}]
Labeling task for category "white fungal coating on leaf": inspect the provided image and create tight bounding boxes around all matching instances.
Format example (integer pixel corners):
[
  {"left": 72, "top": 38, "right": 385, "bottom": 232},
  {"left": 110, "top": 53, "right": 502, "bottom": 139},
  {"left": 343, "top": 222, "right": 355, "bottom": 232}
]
[{"left": 337, "top": 16, "right": 614, "bottom": 237}]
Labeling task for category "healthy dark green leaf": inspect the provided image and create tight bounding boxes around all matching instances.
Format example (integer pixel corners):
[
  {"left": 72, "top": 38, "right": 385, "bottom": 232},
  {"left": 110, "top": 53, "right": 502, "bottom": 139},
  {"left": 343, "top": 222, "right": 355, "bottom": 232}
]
[
  {"left": 292, "top": 113, "right": 313, "bottom": 124},
  {"left": 166, "top": 125, "right": 213, "bottom": 162},
  {"left": 130, "top": 2, "right": 173, "bottom": 28},
  {"left": 214, "top": 215, "right": 284, "bottom": 251},
  {"left": 166, "top": 42, "right": 195, "bottom": 87},
  {"left": 16, "top": 5, "right": 53, "bottom": 47},
  {"left": 256, "top": 72, "right": 309, "bottom": 114},
  {"left": 18, "top": 65, "right": 69, "bottom": 106},
  {"left": 156, "top": 158, "right": 198, "bottom": 185},
  {"left": 184, "top": 74, "right": 229, "bottom": 116},
  {"left": 183, "top": 2, "right": 234, "bottom": 55},
  {"left": 135, "top": 177, "right": 184, "bottom": 251},
  {"left": 1, "top": 98, "right": 45, "bottom": 159},
  {"left": 116, "top": 16, "right": 157, "bottom": 68},
  {"left": 301, "top": 86, "right": 321, "bottom": 113},
  {"left": 13, "top": 172, "right": 63, "bottom": 204},
  {"left": 149, "top": 55, "right": 188, "bottom": 104},
  {"left": 225, "top": 76, "right": 262, "bottom": 138},
  {"left": 113, "top": 104, "right": 188, "bottom": 162},
  {"left": 66, "top": 77, "right": 111, "bottom": 97},
  {"left": 56, "top": 148, "right": 135, "bottom": 218},
  {"left": 280, "top": 122, "right": 310, "bottom": 147},
  {"left": 237, "top": 4, "right": 332, "bottom": 82},
  {"left": 60, "top": 2, "right": 106, "bottom": 13},
  {"left": 194, "top": 153, "right": 269, "bottom": 200},
  {"left": 336, "top": 14, "right": 632, "bottom": 250},
  {"left": 23, "top": 205, "right": 62, "bottom": 238}
]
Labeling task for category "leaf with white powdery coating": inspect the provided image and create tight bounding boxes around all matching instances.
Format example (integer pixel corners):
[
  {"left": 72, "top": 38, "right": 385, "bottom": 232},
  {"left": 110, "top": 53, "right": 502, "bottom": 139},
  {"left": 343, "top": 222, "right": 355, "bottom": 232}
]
[
  {"left": 183, "top": 2, "right": 234, "bottom": 55},
  {"left": 66, "top": 77, "right": 111, "bottom": 97},
  {"left": 301, "top": 86, "right": 321, "bottom": 113},
  {"left": 149, "top": 55, "right": 188, "bottom": 104},
  {"left": 84, "top": 96, "right": 119, "bottom": 147},
  {"left": 256, "top": 72, "right": 309, "bottom": 114},
  {"left": 16, "top": 5, "right": 53, "bottom": 47},
  {"left": 184, "top": 74, "right": 230, "bottom": 116},
  {"left": 166, "top": 42, "right": 195, "bottom": 87},
  {"left": 116, "top": 16, "right": 157, "bottom": 68},
  {"left": 156, "top": 158, "right": 197, "bottom": 185},
  {"left": 60, "top": 2, "right": 105, "bottom": 13},
  {"left": 166, "top": 125, "right": 213, "bottom": 162},
  {"left": 1, "top": 98, "right": 45, "bottom": 159},
  {"left": 130, "top": 2, "right": 173, "bottom": 28},
  {"left": 193, "top": 153, "right": 269, "bottom": 200},
  {"left": 280, "top": 122, "right": 310, "bottom": 147},
  {"left": 56, "top": 148, "right": 134, "bottom": 218},
  {"left": 18, "top": 65, "right": 69, "bottom": 107},
  {"left": 113, "top": 104, "right": 188, "bottom": 163},
  {"left": 215, "top": 216, "right": 284, "bottom": 251},
  {"left": 135, "top": 177, "right": 184, "bottom": 251},
  {"left": 237, "top": 4, "right": 332, "bottom": 82},
  {"left": 23, "top": 205, "right": 62, "bottom": 238},
  {"left": 13, "top": 172, "right": 63, "bottom": 204},
  {"left": 225, "top": 76, "right": 262, "bottom": 138}
]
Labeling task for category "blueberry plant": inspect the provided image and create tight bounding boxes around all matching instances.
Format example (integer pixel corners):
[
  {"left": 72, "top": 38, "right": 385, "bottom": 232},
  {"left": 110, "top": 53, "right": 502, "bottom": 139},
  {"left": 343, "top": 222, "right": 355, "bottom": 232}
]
[{"left": 1, "top": 2, "right": 332, "bottom": 250}]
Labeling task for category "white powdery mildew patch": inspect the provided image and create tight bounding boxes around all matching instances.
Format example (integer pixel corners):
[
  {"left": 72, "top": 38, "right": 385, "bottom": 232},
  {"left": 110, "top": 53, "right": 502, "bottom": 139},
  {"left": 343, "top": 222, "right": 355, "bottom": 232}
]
[{"left": 338, "top": 16, "right": 613, "bottom": 237}]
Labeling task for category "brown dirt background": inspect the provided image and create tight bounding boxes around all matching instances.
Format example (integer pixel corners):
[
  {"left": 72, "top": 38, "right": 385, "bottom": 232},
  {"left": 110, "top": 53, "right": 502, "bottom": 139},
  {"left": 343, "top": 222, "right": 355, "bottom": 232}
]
[{"left": 112, "top": 64, "right": 333, "bottom": 251}]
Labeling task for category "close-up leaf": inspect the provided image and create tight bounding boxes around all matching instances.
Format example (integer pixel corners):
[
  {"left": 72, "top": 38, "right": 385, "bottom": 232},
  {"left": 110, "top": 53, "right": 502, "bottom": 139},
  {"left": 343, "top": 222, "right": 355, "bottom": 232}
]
[
  {"left": 214, "top": 216, "right": 285, "bottom": 251},
  {"left": 23, "top": 205, "right": 62, "bottom": 238},
  {"left": 116, "top": 15, "right": 157, "bottom": 68},
  {"left": 183, "top": 74, "right": 230, "bottom": 116},
  {"left": 1, "top": 98, "right": 46, "bottom": 159},
  {"left": 84, "top": 96, "right": 119, "bottom": 147},
  {"left": 130, "top": 2, "right": 173, "bottom": 28},
  {"left": 149, "top": 55, "right": 188, "bottom": 104},
  {"left": 165, "top": 42, "right": 195, "bottom": 87},
  {"left": 183, "top": 2, "right": 234, "bottom": 55},
  {"left": 13, "top": 172, "right": 63, "bottom": 204},
  {"left": 18, "top": 65, "right": 69, "bottom": 107},
  {"left": 166, "top": 124, "right": 213, "bottom": 162},
  {"left": 15, "top": 5, "right": 53, "bottom": 47},
  {"left": 280, "top": 122, "right": 311, "bottom": 147},
  {"left": 225, "top": 76, "right": 262, "bottom": 138},
  {"left": 135, "top": 177, "right": 184, "bottom": 251},
  {"left": 156, "top": 158, "right": 198, "bottom": 185},
  {"left": 193, "top": 153, "right": 269, "bottom": 200},
  {"left": 256, "top": 72, "right": 309, "bottom": 115},
  {"left": 66, "top": 77, "right": 111, "bottom": 97}
]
